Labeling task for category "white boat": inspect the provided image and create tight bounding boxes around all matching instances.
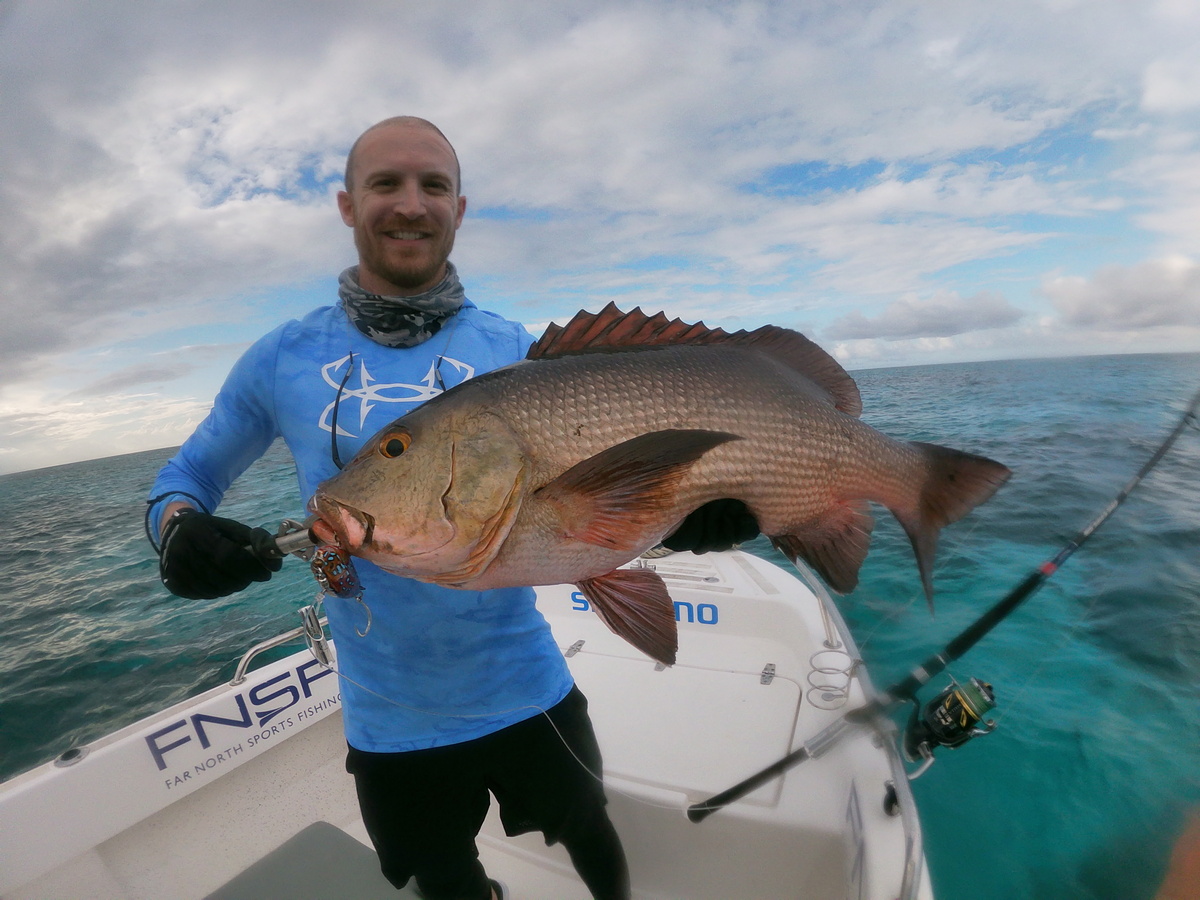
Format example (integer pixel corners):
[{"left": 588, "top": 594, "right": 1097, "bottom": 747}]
[{"left": 0, "top": 549, "right": 932, "bottom": 899}]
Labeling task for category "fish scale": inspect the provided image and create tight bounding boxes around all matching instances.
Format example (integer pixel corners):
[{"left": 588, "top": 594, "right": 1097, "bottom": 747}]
[
  {"left": 312, "top": 305, "right": 1010, "bottom": 664},
  {"left": 489, "top": 347, "right": 876, "bottom": 529}
]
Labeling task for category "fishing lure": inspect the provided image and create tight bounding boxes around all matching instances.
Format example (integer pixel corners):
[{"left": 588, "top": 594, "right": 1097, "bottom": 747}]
[
  {"left": 309, "top": 543, "right": 372, "bottom": 637},
  {"left": 309, "top": 544, "right": 360, "bottom": 597},
  {"left": 269, "top": 519, "right": 372, "bottom": 637}
]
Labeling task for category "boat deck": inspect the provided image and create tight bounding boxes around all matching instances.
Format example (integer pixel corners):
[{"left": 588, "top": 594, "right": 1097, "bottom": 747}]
[
  {"left": 208, "top": 821, "right": 401, "bottom": 900},
  {"left": 1, "top": 551, "right": 929, "bottom": 900}
]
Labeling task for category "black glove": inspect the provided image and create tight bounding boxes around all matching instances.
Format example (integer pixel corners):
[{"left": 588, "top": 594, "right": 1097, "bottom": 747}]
[
  {"left": 662, "top": 498, "right": 760, "bottom": 554},
  {"left": 159, "top": 509, "right": 282, "bottom": 600}
]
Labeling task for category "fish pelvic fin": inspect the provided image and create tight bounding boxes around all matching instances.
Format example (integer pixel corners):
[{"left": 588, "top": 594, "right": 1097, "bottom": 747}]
[
  {"left": 770, "top": 501, "right": 875, "bottom": 594},
  {"left": 892, "top": 443, "right": 1012, "bottom": 608},
  {"left": 537, "top": 429, "right": 740, "bottom": 553},
  {"left": 528, "top": 304, "right": 861, "bottom": 416},
  {"left": 577, "top": 568, "right": 678, "bottom": 666}
]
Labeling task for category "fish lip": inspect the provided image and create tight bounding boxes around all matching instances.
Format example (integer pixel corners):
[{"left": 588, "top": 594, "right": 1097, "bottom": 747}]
[
  {"left": 308, "top": 494, "right": 375, "bottom": 550},
  {"left": 308, "top": 492, "right": 459, "bottom": 563},
  {"left": 310, "top": 517, "right": 341, "bottom": 547}
]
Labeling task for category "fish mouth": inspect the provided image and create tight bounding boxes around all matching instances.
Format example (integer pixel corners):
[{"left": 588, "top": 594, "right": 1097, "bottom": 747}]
[{"left": 309, "top": 494, "right": 375, "bottom": 552}]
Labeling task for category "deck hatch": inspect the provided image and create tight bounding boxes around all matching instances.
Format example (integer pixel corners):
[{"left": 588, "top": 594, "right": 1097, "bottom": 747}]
[{"left": 568, "top": 653, "right": 801, "bottom": 803}]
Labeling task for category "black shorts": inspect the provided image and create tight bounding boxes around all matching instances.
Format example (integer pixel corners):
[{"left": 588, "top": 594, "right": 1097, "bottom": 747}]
[{"left": 345, "top": 685, "right": 610, "bottom": 893}]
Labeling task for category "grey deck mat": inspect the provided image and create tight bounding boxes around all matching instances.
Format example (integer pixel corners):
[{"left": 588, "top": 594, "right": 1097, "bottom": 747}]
[{"left": 206, "top": 820, "right": 412, "bottom": 899}]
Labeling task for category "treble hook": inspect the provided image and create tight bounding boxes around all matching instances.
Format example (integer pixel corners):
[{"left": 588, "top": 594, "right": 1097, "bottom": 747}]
[{"left": 354, "top": 595, "right": 373, "bottom": 637}]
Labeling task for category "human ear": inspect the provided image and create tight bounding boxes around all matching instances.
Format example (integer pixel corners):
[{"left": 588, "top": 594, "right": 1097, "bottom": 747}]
[{"left": 337, "top": 191, "right": 355, "bottom": 227}]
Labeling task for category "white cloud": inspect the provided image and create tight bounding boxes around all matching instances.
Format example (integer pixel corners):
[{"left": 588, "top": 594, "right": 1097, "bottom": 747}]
[
  {"left": 1142, "top": 57, "right": 1200, "bottom": 113},
  {"left": 826, "top": 290, "right": 1024, "bottom": 341},
  {"left": 1044, "top": 256, "right": 1200, "bottom": 328},
  {"left": 0, "top": 387, "right": 211, "bottom": 475},
  {"left": 1120, "top": 148, "right": 1200, "bottom": 254},
  {"left": 1, "top": 0, "right": 1199, "bottom": 471}
]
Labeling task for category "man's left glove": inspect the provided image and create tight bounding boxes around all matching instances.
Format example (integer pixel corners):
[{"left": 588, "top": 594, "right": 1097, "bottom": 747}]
[
  {"left": 662, "top": 498, "right": 760, "bottom": 554},
  {"left": 159, "top": 509, "right": 283, "bottom": 600}
]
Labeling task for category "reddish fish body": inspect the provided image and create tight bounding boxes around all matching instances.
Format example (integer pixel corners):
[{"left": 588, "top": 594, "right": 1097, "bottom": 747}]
[{"left": 312, "top": 305, "right": 1010, "bottom": 664}]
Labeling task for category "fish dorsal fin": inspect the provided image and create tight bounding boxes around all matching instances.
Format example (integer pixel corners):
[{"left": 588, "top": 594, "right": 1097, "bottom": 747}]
[
  {"left": 724, "top": 326, "right": 862, "bottom": 417},
  {"left": 528, "top": 302, "right": 732, "bottom": 359},
  {"left": 529, "top": 303, "right": 861, "bottom": 416}
]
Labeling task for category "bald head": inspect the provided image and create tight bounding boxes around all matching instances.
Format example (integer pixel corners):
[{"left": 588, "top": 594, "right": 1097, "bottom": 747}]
[
  {"left": 344, "top": 117, "right": 461, "bottom": 193},
  {"left": 336, "top": 115, "right": 467, "bottom": 296}
]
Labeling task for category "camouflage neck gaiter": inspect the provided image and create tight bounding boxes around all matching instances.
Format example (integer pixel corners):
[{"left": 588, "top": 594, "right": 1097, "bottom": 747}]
[{"left": 337, "top": 263, "right": 465, "bottom": 348}]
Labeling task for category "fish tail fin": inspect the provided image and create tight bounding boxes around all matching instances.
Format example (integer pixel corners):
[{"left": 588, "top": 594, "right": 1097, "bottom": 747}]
[{"left": 890, "top": 442, "right": 1011, "bottom": 607}]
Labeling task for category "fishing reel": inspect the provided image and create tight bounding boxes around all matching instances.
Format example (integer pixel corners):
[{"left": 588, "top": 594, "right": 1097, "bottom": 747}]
[{"left": 901, "top": 676, "right": 997, "bottom": 778}]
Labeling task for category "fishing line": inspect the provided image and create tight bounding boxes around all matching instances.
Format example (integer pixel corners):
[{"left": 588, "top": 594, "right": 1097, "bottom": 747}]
[
  {"left": 430, "top": 304, "right": 464, "bottom": 393},
  {"left": 987, "top": 424, "right": 1197, "bottom": 731},
  {"left": 688, "top": 385, "right": 1200, "bottom": 823},
  {"left": 850, "top": 391, "right": 1194, "bottom": 673}
]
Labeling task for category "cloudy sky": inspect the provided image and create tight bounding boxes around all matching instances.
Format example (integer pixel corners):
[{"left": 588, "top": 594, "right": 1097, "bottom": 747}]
[{"left": 2, "top": 0, "right": 1199, "bottom": 475}]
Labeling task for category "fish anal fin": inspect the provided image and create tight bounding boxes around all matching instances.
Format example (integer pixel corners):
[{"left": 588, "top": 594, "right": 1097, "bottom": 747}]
[
  {"left": 771, "top": 501, "right": 875, "bottom": 594},
  {"left": 577, "top": 569, "right": 678, "bottom": 665},
  {"left": 888, "top": 443, "right": 1011, "bottom": 607},
  {"left": 537, "top": 429, "right": 739, "bottom": 552}
]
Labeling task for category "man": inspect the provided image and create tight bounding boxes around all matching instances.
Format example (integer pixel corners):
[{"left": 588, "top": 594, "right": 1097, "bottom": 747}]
[
  {"left": 148, "top": 116, "right": 631, "bottom": 900},
  {"left": 148, "top": 116, "right": 756, "bottom": 899}
]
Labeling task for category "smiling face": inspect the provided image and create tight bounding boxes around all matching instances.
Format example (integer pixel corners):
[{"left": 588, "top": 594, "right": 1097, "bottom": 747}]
[{"left": 337, "top": 121, "right": 467, "bottom": 296}]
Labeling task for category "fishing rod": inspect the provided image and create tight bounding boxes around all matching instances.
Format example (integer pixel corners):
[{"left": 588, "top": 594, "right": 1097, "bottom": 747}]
[{"left": 688, "top": 385, "right": 1200, "bottom": 824}]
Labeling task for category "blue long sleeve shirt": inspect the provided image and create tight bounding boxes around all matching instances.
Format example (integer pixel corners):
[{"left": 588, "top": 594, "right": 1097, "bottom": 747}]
[{"left": 149, "top": 300, "right": 574, "bottom": 752}]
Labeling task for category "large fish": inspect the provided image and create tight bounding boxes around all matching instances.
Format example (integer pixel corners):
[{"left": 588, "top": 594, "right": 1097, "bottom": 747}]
[{"left": 311, "top": 304, "right": 1010, "bottom": 665}]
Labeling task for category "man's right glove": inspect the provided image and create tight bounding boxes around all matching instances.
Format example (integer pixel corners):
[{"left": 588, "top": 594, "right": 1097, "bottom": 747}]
[{"left": 159, "top": 509, "right": 282, "bottom": 600}]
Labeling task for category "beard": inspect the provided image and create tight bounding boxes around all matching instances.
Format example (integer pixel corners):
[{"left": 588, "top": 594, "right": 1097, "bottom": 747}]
[{"left": 353, "top": 225, "right": 456, "bottom": 295}]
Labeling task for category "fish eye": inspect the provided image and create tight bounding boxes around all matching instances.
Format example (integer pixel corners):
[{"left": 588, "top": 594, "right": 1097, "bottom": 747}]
[{"left": 379, "top": 431, "right": 412, "bottom": 458}]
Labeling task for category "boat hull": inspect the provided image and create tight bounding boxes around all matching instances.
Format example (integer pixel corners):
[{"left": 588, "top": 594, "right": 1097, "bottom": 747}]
[{"left": 0, "top": 550, "right": 932, "bottom": 900}]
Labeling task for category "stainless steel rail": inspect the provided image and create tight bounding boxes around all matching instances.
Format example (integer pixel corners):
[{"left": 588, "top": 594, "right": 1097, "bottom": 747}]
[
  {"left": 811, "top": 570, "right": 926, "bottom": 900},
  {"left": 230, "top": 613, "right": 329, "bottom": 686}
]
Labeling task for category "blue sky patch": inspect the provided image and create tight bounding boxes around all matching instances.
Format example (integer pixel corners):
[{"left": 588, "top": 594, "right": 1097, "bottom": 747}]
[{"left": 747, "top": 159, "right": 888, "bottom": 197}]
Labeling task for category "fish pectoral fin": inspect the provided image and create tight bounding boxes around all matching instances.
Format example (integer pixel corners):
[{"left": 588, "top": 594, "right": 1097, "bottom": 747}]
[
  {"left": 577, "top": 569, "right": 678, "bottom": 666},
  {"left": 537, "top": 429, "right": 739, "bottom": 552},
  {"left": 771, "top": 501, "right": 875, "bottom": 594}
]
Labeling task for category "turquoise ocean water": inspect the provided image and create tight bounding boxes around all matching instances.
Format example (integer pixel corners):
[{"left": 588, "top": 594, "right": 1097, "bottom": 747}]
[{"left": 1, "top": 352, "right": 1198, "bottom": 899}]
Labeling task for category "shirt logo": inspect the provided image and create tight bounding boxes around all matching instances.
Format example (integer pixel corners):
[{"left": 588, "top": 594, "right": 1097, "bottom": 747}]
[{"left": 318, "top": 354, "right": 475, "bottom": 437}]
